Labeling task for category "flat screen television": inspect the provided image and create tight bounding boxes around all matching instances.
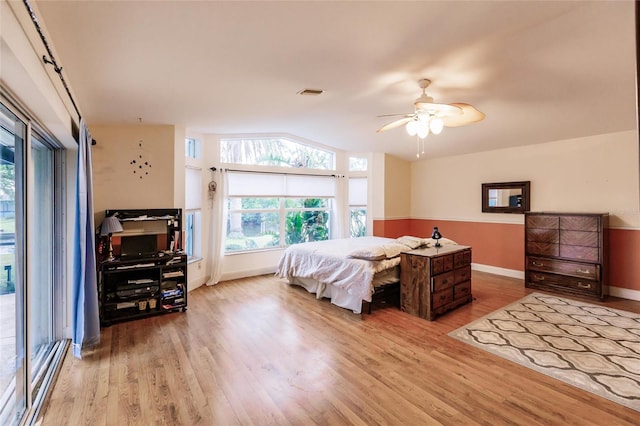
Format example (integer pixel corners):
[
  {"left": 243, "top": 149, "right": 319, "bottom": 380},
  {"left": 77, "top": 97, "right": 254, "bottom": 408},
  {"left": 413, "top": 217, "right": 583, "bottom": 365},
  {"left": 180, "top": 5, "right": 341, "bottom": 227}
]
[{"left": 120, "top": 234, "right": 158, "bottom": 259}]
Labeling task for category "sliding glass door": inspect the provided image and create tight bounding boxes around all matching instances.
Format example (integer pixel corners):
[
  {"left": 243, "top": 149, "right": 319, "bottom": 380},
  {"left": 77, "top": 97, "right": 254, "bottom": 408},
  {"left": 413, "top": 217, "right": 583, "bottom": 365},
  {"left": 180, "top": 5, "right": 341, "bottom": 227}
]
[
  {"left": 0, "top": 100, "right": 64, "bottom": 425},
  {"left": 0, "top": 102, "right": 27, "bottom": 424}
]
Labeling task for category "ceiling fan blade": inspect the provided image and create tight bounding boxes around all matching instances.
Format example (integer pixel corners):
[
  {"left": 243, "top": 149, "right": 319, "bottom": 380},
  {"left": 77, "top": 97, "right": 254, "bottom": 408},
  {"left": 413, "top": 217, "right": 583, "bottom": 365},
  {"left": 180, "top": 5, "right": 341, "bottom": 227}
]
[
  {"left": 441, "top": 103, "right": 485, "bottom": 127},
  {"left": 376, "top": 112, "right": 413, "bottom": 118},
  {"left": 376, "top": 117, "right": 412, "bottom": 133}
]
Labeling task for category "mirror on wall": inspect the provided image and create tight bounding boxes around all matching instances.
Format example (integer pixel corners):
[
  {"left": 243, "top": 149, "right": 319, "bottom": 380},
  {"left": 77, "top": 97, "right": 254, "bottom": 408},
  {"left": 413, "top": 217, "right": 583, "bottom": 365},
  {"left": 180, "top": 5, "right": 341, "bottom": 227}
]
[{"left": 482, "top": 181, "right": 530, "bottom": 214}]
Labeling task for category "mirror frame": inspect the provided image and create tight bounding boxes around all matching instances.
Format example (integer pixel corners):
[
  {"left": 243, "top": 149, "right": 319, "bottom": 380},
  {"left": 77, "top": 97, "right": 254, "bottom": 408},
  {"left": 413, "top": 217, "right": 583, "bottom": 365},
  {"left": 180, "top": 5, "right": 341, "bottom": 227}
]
[{"left": 482, "top": 181, "right": 530, "bottom": 214}]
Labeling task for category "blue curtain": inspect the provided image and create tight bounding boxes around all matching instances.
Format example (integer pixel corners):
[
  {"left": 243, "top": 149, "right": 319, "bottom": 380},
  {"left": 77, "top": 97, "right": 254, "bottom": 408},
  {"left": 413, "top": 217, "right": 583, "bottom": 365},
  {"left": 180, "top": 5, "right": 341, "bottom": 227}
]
[{"left": 72, "top": 119, "right": 99, "bottom": 358}]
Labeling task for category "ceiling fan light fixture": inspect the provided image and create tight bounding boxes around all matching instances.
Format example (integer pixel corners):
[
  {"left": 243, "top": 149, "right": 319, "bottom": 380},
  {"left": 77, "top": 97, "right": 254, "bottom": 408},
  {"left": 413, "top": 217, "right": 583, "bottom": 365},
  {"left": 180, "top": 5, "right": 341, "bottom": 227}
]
[
  {"left": 375, "top": 78, "right": 484, "bottom": 145},
  {"left": 406, "top": 120, "right": 419, "bottom": 136},
  {"left": 417, "top": 124, "right": 429, "bottom": 139},
  {"left": 429, "top": 117, "right": 444, "bottom": 135}
]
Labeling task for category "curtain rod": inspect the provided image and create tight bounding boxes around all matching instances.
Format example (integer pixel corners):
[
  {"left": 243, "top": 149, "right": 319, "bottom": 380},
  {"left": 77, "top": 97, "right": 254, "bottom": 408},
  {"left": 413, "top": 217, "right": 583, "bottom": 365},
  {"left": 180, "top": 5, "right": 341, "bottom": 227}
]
[
  {"left": 22, "top": 0, "right": 96, "bottom": 145},
  {"left": 220, "top": 167, "right": 343, "bottom": 178}
]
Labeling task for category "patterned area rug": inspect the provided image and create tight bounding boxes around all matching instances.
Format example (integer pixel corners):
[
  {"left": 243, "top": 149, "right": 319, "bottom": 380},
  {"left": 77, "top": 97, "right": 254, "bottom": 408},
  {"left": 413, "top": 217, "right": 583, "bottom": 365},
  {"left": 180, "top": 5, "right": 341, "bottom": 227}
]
[{"left": 449, "top": 293, "right": 640, "bottom": 412}]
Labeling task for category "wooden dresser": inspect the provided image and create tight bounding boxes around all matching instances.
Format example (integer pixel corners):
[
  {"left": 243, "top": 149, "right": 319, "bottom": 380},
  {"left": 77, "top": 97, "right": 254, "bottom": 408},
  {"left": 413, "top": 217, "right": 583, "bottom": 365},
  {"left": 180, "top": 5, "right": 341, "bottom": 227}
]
[
  {"left": 525, "top": 212, "right": 608, "bottom": 300},
  {"left": 400, "top": 245, "right": 472, "bottom": 320}
]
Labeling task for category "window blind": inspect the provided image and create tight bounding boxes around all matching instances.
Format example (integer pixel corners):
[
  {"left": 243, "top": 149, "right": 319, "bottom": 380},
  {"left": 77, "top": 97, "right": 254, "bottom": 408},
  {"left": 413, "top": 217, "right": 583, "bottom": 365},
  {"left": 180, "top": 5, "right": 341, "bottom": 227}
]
[
  {"left": 227, "top": 172, "right": 335, "bottom": 197},
  {"left": 185, "top": 167, "right": 202, "bottom": 209},
  {"left": 348, "top": 177, "right": 367, "bottom": 205}
]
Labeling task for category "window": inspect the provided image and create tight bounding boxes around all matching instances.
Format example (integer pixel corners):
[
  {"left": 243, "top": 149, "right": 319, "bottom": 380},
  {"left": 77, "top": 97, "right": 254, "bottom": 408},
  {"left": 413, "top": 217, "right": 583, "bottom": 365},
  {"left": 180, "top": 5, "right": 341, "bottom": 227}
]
[
  {"left": 348, "top": 155, "right": 368, "bottom": 237},
  {"left": 184, "top": 210, "right": 201, "bottom": 258},
  {"left": 221, "top": 137, "right": 335, "bottom": 170},
  {"left": 185, "top": 167, "right": 202, "bottom": 259},
  {"left": 224, "top": 172, "right": 334, "bottom": 252},
  {"left": 349, "top": 156, "right": 368, "bottom": 172},
  {"left": 349, "top": 178, "right": 367, "bottom": 237},
  {"left": 185, "top": 137, "right": 201, "bottom": 159}
]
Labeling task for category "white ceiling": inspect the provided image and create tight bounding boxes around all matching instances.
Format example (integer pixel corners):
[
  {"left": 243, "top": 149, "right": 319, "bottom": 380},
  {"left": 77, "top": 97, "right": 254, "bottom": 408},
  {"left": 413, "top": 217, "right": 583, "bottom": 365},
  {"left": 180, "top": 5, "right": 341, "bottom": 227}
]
[{"left": 35, "top": 0, "right": 637, "bottom": 161}]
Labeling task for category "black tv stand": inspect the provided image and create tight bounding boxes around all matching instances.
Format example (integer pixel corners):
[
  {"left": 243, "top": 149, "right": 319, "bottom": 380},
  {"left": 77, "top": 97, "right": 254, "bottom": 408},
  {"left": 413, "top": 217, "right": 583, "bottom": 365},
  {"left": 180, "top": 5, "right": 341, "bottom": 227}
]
[
  {"left": 99, "top": 253, "right": 187, "bottom": 326},
  {"left": 98, "top": 208, "right": 187, "bottom": 326}
]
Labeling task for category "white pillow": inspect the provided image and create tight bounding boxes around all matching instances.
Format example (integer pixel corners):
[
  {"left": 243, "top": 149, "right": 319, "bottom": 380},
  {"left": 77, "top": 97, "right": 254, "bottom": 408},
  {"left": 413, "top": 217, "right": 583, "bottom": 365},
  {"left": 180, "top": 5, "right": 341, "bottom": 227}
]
[
  {"left": 348, "top": 246, "right": 386, "bottom": 261},
  {"left": 396, "top": 235, "right": 424, "bottom": 249},
  {"left": 381, "top": 242, "right": 412, "bottom": 259}
]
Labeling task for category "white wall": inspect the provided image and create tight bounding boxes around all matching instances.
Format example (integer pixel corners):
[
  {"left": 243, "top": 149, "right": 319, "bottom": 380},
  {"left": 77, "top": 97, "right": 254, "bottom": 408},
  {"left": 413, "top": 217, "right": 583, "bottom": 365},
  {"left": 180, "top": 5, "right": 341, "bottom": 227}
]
[
  {"left": 411, "top": 130, "right": 639, "bottom": 229},
  {"left": 384, "top": 154, "right": 411, "bottom": 219},
  {"left": 91, "top": 124, "right": 177, "bottom": 219}
]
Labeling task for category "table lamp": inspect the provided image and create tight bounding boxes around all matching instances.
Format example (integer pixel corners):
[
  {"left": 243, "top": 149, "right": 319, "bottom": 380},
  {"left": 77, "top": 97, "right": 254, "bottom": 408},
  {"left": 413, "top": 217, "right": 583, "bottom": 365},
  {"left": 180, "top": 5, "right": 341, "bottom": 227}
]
[
  {"left": 100, "top": 215, "right": 123, "bottom": 260},
  {"left": 431, "top": 226, "right": 442, "bottom": 247}
]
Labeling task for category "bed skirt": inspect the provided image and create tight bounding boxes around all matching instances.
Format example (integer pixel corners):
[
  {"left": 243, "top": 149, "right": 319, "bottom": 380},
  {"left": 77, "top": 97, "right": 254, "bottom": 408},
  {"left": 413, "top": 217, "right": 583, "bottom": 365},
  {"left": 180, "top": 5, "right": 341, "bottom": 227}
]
[{"left": 287, "top": 266, "right": 400, "bottom": 314}]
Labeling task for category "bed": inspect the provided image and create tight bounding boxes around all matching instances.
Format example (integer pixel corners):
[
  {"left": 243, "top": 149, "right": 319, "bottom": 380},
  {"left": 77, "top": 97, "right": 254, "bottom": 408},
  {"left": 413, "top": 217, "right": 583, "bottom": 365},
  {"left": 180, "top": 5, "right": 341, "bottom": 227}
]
[{"left": 276, "top": 235, "right": 450, "bottom": 314}]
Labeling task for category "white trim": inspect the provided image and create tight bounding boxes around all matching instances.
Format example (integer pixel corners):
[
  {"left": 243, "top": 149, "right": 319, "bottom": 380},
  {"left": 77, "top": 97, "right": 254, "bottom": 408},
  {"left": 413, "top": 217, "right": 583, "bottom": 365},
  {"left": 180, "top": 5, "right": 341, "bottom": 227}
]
[
  {"left": 471, "top": 263, "right": 524, "bottom": 280},
  {"left": 412, "top": 216, "right": 524, "bottom": 225},
  {"left": 372, "top": 216, "right": 411, "bottom": 221},
  {"left": 220, "top": 266, "right": 277, "bottom": 282},
  {"left": 608, "top": 286, "right": 640, "bottom": 301},
  {"left": 408, "top": 216, "right": 640, "bottom": 230}
]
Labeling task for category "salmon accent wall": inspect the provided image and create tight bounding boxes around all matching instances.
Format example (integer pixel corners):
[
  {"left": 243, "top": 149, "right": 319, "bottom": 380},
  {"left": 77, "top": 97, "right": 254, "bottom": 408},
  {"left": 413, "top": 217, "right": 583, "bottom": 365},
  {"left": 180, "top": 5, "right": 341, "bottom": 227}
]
[
  {"left": 610, "top": 228, "right": 640, "bottom": 291},
  {"left": 373, "top": 219, "right": 411, "bottom": 238},
  {"left": 373, "top": 218, "right": 640, "bottom": 292}
]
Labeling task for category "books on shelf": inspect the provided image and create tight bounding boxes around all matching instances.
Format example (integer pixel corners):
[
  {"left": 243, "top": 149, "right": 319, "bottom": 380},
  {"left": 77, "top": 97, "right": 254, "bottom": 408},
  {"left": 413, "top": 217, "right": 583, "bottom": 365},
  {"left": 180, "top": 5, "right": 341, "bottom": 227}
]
[
  {"left": 161, "top": 288, "right": 183, "bottom": 298},
  {"left": 162, "top": 271, "right": 184, "bottom": 278},
  {"left": 127, "top": 278, "right": 155, "bottom": 285}
]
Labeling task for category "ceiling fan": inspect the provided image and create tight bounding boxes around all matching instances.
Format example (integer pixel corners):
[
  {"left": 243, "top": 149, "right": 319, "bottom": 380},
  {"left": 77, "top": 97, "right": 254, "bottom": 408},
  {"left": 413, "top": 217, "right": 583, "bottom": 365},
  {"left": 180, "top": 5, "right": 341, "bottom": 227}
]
[{"left": 376, "top": 78, "right": 485, "bottom": 139}]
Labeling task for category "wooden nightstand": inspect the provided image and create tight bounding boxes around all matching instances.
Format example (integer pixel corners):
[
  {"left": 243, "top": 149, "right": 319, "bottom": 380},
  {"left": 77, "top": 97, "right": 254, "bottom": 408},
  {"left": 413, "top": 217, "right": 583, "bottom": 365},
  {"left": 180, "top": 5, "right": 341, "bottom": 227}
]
[{"left": 400, "top": 245, "right": 472, "bottom": 320}]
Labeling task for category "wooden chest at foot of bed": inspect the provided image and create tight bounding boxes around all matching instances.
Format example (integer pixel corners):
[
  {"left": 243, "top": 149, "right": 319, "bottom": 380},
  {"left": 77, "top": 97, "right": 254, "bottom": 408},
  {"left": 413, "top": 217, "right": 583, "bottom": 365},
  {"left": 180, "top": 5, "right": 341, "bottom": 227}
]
[{"left": 400, "top": 245, "right": 472, "bottom": 320}]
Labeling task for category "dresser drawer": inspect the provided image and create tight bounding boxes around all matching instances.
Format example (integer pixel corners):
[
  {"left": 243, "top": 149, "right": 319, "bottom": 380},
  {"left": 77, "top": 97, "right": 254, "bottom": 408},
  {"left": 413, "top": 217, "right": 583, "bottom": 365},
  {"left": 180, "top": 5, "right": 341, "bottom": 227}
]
[
  {"left": 432, "top": 271, "right": 454, "bottom": 292},
  {"left": 454, "top": 265, "right": 471, "bottom": 284},
  {"left": 453, "top": 250, "right": 471, "bottom": 268},
  {"left": 526, "top": 215, "right": 559, "bottom": 229},
  {"left": 528, "top": 270, "right": 599, "bottom": 295},
  {"left": 432, "top": 288, "right": 453, "bottom": 309},
  {"left": 454, "top": 281, "right": 471, "bottom": 300},
  {"left": 431, "top": 254, "right": 454, "bottom": 275},
  {"left": 560, "top": 245, "right": 599, "bottom": 262},
  {"left": 560, "top": 230, "right": 599, "bottom": 247},
  {"left": 560, "top": 215, "right": 599, "bottom": 232},
  {"left": 527, "top": 242, "right": 559, "bottom": 257},
  {"left": 527, "top": 256, "right": 599, "bottom": 280},
  {"left": 527, "top": 228, "right": 559, "bottom": 244}
]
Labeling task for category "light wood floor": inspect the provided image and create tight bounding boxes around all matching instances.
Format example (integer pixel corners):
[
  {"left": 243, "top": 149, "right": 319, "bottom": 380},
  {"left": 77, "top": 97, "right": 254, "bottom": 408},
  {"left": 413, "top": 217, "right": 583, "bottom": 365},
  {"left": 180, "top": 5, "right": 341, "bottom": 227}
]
[{"left": 39, "top": 272, "right": 640, "bottom": 425}]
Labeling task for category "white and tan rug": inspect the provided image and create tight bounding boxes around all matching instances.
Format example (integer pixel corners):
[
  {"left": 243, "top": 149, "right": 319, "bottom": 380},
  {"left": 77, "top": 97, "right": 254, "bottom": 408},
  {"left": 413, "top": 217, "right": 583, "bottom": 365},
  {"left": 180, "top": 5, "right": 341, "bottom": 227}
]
[{"left": 449, "top": 293, "right": 640, "bottom": 412}]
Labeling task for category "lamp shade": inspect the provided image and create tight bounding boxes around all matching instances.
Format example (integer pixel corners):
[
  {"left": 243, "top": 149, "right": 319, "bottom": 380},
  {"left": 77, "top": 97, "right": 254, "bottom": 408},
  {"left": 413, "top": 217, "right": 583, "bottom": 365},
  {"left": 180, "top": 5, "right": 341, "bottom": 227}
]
[
  {"left": 100, "top": 216, "right": 123, "bottom": 236},
  {"left": 431, "top": 226, "right": 442, "bottom": 240}
]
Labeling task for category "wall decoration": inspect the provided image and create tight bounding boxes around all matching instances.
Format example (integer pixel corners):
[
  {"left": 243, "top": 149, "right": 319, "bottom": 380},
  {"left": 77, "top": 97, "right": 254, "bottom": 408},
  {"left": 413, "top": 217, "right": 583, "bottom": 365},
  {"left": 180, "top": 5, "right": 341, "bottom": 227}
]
[{"left": 130, "top": 139, "right": 152, "bottom": 179}]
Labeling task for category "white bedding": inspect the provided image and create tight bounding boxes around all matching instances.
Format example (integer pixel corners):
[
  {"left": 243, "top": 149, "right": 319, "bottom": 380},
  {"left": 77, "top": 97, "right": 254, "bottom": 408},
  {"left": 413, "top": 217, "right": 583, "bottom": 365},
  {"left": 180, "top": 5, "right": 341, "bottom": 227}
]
[{"left": 275, "top": 236, "right": 403, "bottom": 313}]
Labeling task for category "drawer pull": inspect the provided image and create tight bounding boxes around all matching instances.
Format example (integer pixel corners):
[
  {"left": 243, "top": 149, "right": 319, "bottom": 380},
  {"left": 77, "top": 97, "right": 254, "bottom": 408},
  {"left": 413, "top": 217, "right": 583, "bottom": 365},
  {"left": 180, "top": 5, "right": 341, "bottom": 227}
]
[
  {"left": 576, "top": 268, "right": 591, "bottom": 274},
  {"left": 532, "top": 275, "right": 545, "bottom": 281},
  {"left": 442, "top": 279, "right": 448, "bottom": 285},
  {"left": 440, "top": 295, "right": 447, "bottom": 301},
  {"left": 532, "top": 261, "right": 545, "bottom": 267},
  {"left": 577, "top": 282, "right": 591, "bottom": 289}
]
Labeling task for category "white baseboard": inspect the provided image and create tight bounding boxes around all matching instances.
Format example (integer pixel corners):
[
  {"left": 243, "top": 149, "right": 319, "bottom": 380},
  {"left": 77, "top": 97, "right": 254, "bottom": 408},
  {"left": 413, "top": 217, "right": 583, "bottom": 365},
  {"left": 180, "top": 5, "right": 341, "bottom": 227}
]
[
  {"left": 608, "top": 286, "right": 640, "bottom": 301},
  {"left": 471, "top": 264, "right": 640, "bottom": 302},
  {"left": 220, "top": 266, "right": 277, "bottom": 282},
  {"left": 471, "top": 263, "right": 524, "bottom": 280}
]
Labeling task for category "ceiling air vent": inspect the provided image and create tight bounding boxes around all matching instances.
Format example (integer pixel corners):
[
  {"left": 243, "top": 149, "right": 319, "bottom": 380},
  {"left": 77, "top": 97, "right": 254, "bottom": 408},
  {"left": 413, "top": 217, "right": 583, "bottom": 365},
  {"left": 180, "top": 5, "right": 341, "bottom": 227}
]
[{"left": 297, "top": 88, "right": 324, "bottom": 96}]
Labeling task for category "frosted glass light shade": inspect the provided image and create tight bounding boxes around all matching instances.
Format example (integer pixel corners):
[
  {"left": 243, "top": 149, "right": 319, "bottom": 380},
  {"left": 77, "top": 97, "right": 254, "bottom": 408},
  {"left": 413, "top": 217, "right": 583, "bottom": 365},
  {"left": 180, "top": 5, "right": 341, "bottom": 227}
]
[
  {"left": 429, "top": 117, "right": 444, "bottom": 134},
  {"left": 417, "top": 125, "right": 429, "bottom": 139},
  {"left": 406, "top": 120, "right": 418, "bottom": 136}
]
